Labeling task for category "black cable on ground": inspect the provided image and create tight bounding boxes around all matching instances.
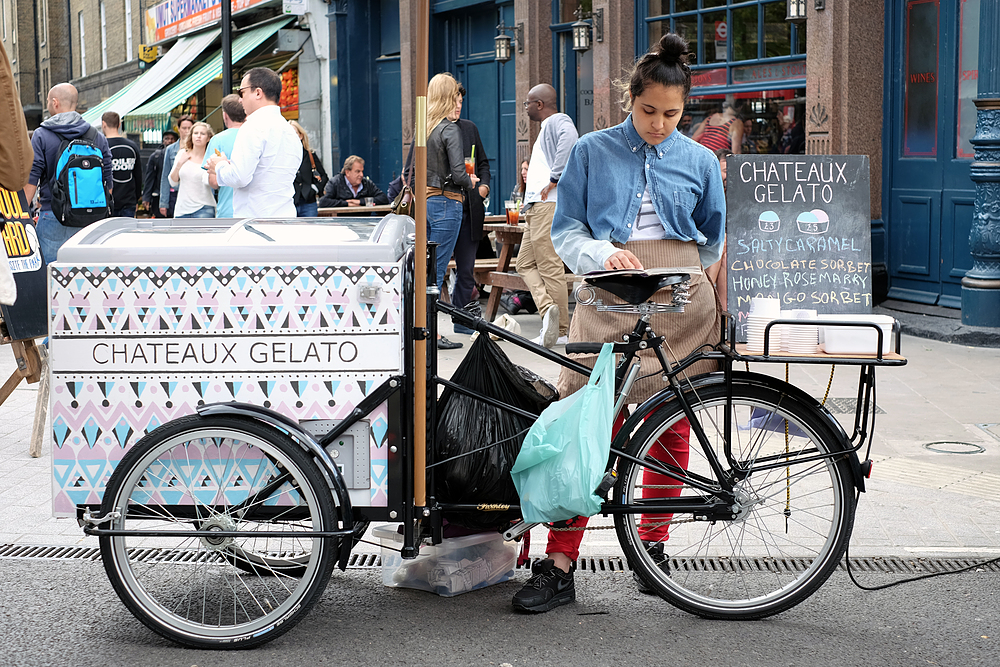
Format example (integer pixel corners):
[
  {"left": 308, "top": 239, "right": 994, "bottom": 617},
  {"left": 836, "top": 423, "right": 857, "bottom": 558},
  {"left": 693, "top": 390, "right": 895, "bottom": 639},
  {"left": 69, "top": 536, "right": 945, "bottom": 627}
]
[{"left": 845, "top": 377, "right": 1000, "bottom": 589}]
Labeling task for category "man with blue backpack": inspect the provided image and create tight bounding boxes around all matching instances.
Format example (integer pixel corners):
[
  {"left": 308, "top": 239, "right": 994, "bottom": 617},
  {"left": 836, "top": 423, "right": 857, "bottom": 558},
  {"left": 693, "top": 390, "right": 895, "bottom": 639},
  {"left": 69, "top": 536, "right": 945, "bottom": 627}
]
[{"left": 23, "top": 83, "right": 113, "bottom": 264}]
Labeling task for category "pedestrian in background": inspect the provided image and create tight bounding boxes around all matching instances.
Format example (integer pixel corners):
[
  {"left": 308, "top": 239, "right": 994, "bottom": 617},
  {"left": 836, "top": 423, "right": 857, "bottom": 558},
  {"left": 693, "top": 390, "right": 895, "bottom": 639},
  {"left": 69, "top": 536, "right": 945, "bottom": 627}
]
[
  {"left": 424, "top": 72, "right": 479, "bottom": 350},
  {"left": 101, "top": 111, "right": 142, "bottom": 217},
  {"left": 207, "top": 67, "right": 301, "bottom": 218},
  {"left": 168, "top": 121, "right": 215, "bottom": 218},
  {"left": 500, "top": 158, "right": 537, "bottom": 317},
  {"left": 204, "top": 94, "right": 245, "bottom": 218},
  {"left": 159, "top": 115, "right": 194, "bottom": 217},
  {"left": 24, "top": 83, "right": 113, "bottom": 263},
  {"left": 142, "top": 130, "right": 178, "bottom": 217},
  {"left": 318, "top": 155, "right": 388, "bottom": 208},
  {"left": 450, "top": 83, "right": 491, "bottom": 334},
  {"left": 289, "top": 120, "right": 329, "bottom": 217},
  {"left": 517, "top": 83, "right": 578, "bottom": 348}
]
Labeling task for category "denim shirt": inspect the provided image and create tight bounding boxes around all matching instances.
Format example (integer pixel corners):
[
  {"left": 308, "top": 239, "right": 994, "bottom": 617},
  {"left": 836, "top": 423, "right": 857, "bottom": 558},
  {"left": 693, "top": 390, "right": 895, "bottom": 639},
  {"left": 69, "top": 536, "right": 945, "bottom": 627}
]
[{"left": 552, "top": 114, "right": 726, "bottom": 274}]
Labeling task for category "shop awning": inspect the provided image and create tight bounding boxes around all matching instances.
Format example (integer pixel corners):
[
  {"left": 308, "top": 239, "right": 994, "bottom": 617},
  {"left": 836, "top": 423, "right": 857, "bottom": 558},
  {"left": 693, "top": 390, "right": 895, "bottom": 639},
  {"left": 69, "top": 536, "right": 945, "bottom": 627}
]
[
  {"left": 82, "top": 29, "right": 221, "bottom": 124},
  {"left": 128, "top": 19, "right": 291, "bottom": 123}
]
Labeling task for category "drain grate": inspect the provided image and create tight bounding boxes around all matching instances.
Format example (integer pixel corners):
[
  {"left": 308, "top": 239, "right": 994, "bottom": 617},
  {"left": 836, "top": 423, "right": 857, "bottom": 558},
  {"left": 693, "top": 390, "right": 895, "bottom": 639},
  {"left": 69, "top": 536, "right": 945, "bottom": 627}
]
[
  {"left": 2, "top": 545, "right": 997, "bottom": 574},
  {"left": 823, "top": 398, "right": 886, "bottom": 415}
]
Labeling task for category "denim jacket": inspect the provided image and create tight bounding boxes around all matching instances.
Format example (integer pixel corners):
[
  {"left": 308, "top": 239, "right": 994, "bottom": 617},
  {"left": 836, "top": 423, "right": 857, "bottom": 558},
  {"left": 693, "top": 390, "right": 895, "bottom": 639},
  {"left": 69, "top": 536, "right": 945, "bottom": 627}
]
[{"left": 552, "top": 114, "right": 726, "bottom": 274}]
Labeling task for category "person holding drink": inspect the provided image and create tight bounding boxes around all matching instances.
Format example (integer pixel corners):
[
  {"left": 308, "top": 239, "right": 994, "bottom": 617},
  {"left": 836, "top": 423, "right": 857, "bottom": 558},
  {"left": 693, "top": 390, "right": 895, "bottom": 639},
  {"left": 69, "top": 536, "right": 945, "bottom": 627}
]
[
  {"left": 449, "top": 83, "right": 492, "bottom": 335},
  {"left": 511, "top": 33, "right": 725, "bottom": 613}
]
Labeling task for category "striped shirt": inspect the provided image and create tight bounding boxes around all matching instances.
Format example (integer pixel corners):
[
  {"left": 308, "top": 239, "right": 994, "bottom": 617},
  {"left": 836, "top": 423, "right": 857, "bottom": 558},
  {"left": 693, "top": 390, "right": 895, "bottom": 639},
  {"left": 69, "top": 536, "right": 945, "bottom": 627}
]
[
  {"left": 629, "top": 186, "right": 667, "bottom": 241},
  {"left": 697, "top": 118, "right": 735, "bottom": 152}
]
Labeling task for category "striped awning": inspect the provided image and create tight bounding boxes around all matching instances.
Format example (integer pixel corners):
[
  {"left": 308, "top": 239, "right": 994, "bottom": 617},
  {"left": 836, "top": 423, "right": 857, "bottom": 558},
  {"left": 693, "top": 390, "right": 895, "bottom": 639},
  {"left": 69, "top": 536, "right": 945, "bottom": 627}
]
[
  {"left": 82, "top": 30, "right": 220, "bottom": 124},
  {"left": 128, "top": 19, "right": 291, "bottom": 121}
]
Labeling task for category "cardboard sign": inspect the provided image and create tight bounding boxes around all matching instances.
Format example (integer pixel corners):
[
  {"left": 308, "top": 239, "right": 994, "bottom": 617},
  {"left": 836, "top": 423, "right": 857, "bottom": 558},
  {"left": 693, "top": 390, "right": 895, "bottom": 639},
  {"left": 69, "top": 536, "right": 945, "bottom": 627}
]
[
  {"left": 0, "top": 188, "right": 47, "bottom": 340},
  {"left": 725, "top": 155, "right": 872, "bottom": 342}
]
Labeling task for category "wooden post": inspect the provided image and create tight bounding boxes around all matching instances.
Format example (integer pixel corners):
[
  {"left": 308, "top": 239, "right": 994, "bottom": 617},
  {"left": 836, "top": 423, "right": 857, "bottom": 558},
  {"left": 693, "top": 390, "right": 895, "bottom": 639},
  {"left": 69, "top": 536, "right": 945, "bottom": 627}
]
[{"left": 413, "top": 0, "right": 429, "bottom": 508}]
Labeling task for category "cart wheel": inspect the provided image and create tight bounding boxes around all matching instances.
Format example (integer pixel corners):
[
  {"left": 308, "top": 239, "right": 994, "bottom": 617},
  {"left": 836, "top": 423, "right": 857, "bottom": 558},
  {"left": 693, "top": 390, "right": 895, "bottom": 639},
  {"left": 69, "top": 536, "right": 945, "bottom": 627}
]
[
  {"left": 99, "top": 415, "right": 338, "bottom": 649},
  {"left": 614, "top": 379, "right": 855, "bottom": 620}
]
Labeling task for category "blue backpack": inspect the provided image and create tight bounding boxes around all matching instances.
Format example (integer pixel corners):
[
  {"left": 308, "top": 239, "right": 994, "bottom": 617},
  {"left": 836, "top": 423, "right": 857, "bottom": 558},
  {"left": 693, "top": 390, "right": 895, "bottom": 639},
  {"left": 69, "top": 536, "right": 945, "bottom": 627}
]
[{"left": 50, "top": 126, "right": 111, "bottom": 228}]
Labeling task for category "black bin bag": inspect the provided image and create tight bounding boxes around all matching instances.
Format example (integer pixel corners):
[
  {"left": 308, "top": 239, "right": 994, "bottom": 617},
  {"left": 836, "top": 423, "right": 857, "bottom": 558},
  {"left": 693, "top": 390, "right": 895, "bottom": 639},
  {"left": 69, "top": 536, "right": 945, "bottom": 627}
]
[{"left": 435, "top": 333, "right": 557, "bottom": 530}]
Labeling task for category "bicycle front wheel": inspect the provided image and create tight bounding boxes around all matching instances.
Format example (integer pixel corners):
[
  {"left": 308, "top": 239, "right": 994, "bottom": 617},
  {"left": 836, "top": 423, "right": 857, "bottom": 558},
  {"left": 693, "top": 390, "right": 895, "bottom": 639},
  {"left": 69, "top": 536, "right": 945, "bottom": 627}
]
[
  {"left": 99, "top": 415, "right": 337, "bottom": 649},
  {"left": 614, "top": 379, "right": 855, "bottom": 619}
]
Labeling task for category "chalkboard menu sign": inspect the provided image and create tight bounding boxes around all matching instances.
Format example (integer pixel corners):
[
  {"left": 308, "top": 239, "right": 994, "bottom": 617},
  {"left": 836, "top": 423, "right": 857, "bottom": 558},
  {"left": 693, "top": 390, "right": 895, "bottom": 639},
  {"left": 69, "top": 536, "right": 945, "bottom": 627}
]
[
  {"left": 725, "top": 155, "right": 872, "bottom": 342},
  {"left": 1, "top": 187, "right": 47, "bottom": 340}
]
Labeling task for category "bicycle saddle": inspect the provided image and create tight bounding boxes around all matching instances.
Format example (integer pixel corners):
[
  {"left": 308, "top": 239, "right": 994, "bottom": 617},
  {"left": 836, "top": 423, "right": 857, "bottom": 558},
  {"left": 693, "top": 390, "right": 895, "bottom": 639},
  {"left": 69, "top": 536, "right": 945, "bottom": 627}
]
[{"left": 583, "top": 269, "right": 690, "bottom": 304}]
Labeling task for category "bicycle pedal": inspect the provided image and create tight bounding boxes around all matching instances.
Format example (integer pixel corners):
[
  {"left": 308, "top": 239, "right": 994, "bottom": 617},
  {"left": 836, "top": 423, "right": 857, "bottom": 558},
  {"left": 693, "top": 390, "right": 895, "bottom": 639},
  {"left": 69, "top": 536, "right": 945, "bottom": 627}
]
[{"left": 594, "top": 470, "right": 617, "bottom": 497}]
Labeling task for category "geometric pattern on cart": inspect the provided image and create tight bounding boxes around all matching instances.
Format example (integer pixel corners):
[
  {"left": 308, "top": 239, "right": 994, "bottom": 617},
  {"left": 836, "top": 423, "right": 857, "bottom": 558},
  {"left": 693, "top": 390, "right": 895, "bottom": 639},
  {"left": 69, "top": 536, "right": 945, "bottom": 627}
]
[
  {"left": 50, "top": 374, "right": 392, "bottom": 515},
  {"left": 49, "top": 264, "right": 402, "bottom": 335},
  {"left": 50, "top": 263, "right": 403, "bottom": 517}
]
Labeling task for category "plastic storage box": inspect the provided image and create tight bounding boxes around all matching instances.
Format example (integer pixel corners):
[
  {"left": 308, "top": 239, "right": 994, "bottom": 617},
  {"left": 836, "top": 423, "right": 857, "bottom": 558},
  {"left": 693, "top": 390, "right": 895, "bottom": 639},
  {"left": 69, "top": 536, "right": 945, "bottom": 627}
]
[
  {"left": 818, "top": 314, "right": 895, "bottom": 355},
  {"left": 373, "top": 525, "right": 516, "bottom": 597}
]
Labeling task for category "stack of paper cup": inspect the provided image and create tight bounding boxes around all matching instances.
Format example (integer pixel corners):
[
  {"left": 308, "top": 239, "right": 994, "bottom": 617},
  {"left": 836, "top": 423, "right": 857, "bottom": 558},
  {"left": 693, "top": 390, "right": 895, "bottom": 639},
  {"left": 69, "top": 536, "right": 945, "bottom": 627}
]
[
  {"left": 746, "top": 297, "right": 781, "bottom": 352},
  {"left": 785, "top": 309, "right": 819, "bottom": 354},
  {"left": 777, "top": 309, "right": 795, "bottom": 352}
]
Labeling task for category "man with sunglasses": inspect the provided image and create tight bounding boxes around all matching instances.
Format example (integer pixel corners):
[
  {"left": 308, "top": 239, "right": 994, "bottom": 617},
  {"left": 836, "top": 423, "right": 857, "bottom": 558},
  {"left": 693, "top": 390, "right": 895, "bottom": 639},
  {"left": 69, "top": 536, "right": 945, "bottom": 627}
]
[{"left": 207, "top": 68, "right": 301, "bottom": 218}]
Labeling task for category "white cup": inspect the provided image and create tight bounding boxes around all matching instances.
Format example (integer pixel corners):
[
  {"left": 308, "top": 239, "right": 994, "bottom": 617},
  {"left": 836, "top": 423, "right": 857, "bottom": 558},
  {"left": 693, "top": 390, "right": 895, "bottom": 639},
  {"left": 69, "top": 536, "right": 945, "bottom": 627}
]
[{"left": 749, "top": 297, "right": 781, "bottom": 318}]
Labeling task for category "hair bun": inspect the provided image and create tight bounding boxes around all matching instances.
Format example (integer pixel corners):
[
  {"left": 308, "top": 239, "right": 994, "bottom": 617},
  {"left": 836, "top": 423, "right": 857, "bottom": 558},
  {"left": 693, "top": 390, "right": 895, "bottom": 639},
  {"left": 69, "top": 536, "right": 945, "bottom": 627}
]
[{"left": 655, "top": 33, "right": 690, "bottom": 66}]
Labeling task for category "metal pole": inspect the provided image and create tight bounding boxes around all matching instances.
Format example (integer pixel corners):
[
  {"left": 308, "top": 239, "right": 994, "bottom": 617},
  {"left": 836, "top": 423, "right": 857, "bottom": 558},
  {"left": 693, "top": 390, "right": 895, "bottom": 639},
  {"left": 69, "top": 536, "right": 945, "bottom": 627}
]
[
  {"left": 962, "top": 0, "right": 1000, "bottom": 327},
  {"left": 221, "top": 0, "right": 232, "bottom": 96},
  {"left": 413, "top": 0, "right": 429, "bottom": 507}
]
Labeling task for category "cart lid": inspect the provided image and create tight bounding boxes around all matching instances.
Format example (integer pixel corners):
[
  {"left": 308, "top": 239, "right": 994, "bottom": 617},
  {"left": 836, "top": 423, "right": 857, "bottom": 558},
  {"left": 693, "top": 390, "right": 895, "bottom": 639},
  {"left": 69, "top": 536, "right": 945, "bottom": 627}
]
[{"left": 54, "top": 215, "right": 414, "bottom": 264}]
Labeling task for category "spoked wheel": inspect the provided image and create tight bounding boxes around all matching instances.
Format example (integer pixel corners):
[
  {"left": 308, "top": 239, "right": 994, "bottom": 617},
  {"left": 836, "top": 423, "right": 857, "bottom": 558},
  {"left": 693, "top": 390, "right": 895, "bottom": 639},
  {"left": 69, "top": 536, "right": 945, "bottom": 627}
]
[
  {"left": 99, "top": 415, "right": 338, "bottom": 649},
  {"left": 614, "top": 379, "right": 856, "bottom": 619}
]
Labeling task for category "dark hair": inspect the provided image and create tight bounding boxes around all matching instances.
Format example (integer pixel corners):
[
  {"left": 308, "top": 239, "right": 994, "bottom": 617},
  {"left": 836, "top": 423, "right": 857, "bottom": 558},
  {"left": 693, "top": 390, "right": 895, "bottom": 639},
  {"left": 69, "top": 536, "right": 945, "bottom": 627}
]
[
  {"left": 616, "top": 33, "right": 692, "bottom": 110},
  {"left": 245, "top": 67, "right": 282, "bottom": 103},
  {"left": 714, "top": 148, "right": 733, "bottom": 161},
  {"left": 458, "top": 83, "right": 467, "bottom": 98},
  {"left": 221, "top": 93, "right": 246, "bottom": 123},
  {"left": 101, "top": 111, "right": 121, "bottom": 129},
  {"left": 177, "top": 114, "right": 195, "bottom": 128}
]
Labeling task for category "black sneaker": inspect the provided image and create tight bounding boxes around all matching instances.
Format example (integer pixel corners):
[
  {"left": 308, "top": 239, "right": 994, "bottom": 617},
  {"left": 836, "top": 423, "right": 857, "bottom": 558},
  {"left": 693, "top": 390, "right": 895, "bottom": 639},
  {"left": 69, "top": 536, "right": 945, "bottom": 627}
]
[
  {"left": 500, "top": 292, "right": 522, "bottom": 315},
  {"left": 512, "top": 559, "right": 575, "bottom": 613},
  {"left": 633, "top": 540, "right": 670, "bottom": 595},
  {"left": 437, "top": 336, "right": 463, "bottom": 350}
]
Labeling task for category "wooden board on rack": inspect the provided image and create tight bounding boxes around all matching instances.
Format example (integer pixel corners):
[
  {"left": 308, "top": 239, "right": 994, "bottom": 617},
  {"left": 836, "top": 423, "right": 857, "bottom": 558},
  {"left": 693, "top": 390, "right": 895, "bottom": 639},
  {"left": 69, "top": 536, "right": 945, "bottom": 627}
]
[{"left": 733, "top": 343, "right": 906, "bottom": 364}]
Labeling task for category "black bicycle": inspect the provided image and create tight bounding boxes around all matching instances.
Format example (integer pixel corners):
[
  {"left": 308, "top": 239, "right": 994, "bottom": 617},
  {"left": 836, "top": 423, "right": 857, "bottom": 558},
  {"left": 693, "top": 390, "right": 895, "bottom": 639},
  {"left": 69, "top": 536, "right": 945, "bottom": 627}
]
[{"left": 82, "top": 247, "right": 905, "bottom": 648}]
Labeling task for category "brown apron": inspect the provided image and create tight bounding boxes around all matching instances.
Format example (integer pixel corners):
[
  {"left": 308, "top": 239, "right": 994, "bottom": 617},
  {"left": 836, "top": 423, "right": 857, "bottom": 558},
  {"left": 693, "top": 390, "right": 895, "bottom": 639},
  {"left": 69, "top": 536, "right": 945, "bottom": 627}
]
[{"left": 557, "top": 239, "right": 721, "bottom": 402}]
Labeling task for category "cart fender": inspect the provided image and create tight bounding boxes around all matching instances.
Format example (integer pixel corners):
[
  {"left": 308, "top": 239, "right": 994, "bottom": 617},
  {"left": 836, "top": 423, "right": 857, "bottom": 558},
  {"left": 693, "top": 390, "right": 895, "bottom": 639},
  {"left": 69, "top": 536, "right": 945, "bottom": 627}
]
[
  {"left": 612, "top": 372, "right": 866, "bottom": 492},
  {"left": 196, "top": 402, "right": 356, "bottom": 568}
]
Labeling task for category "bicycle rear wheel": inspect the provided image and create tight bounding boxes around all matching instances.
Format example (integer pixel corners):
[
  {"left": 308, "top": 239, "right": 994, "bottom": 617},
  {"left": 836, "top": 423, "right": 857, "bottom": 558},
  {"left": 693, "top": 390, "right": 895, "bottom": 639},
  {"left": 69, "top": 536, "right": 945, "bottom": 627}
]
[
  {"left": 614, "top": 378, "right": 855, "bottom": 619},
  {"left": 99, "top": 415, "right": 337, "bottom": 649}
]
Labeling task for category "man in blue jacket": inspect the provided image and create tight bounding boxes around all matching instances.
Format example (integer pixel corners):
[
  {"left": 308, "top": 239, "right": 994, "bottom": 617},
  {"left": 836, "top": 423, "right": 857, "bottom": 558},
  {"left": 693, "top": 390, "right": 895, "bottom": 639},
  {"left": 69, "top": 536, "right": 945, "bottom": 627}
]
[{"left": 23, "top": 83, "right": 113, "bottom": 263}]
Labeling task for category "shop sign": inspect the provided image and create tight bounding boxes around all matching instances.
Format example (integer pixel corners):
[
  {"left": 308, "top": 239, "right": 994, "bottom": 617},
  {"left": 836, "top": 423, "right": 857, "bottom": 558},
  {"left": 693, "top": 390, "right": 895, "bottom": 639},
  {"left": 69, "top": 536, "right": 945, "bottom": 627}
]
[
  {"left": 145, "top": 0, "right": 271, "bottom": 42},
  {"left": 0, "top": 188, "right": 46, "bottom": 340},
  {"left": 731, "top": 61, "right": 807, "bottom": 85},
  {"left": 691, "top": 67, "right": 727, "bottom": 88},
  {"left": 714, "top": 21, "right": 727, "bottom": 61},
  {"left": 282, "top": 0, "right": 306, "bottom": 15},
  {"left": 725, "top": 155, "right": 873, "bottom": 342}
]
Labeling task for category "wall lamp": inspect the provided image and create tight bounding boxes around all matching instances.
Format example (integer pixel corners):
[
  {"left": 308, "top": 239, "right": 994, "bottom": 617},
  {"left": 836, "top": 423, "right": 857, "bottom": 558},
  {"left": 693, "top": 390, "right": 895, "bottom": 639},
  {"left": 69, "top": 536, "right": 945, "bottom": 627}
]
[
  {"left": 572, "top": 7, "right": 604, "bottom": 53},
  {"left": 495, "top": 19, "right": 523, "bottom": 63},
  {"left": 787, "top": 0, "right": 825, "bottom": 24}
]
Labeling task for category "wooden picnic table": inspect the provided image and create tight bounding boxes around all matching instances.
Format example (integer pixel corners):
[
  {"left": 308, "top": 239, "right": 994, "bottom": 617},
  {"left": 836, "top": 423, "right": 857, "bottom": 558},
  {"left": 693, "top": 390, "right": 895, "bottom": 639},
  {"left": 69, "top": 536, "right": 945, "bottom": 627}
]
[{"left": 317, "top": 205, "right": 394, "bottom": 217}]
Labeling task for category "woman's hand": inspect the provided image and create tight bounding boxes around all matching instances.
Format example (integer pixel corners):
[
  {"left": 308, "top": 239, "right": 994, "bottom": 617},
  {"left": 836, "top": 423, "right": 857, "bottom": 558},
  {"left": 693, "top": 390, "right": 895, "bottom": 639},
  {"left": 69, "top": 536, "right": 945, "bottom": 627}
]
[
  {"left": 604, "top": 250, "right": 643, "bottom": 270},
  {"left": 176, "top": 150, "right": 192, "bottom": 166},
  {"left": 469, "top": 174, "right": 480, "bottom": 187}
]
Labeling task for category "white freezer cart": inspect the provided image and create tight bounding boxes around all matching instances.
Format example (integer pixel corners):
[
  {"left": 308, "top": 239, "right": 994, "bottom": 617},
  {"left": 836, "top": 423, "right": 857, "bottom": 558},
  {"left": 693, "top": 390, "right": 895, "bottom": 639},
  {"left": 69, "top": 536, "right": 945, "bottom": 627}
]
[{"left": 49, "top": 216, "right": 413, "bottom": 517}]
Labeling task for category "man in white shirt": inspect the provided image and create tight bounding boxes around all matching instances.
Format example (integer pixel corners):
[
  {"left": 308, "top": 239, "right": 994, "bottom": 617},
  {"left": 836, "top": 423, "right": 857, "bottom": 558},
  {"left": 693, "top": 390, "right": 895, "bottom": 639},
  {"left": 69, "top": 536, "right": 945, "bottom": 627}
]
[{"left": 206, "top": 67, "right": 301, "bottom": 218}]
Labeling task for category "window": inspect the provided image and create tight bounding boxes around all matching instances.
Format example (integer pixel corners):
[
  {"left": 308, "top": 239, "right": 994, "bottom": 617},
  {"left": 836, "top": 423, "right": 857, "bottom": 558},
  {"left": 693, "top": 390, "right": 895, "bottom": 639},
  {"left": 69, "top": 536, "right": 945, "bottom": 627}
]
[
  {"left": 125, "top": 0, "right": 133, "bottom": 60},
  {"left": 644, "top": 0, "right": 805, "bottom": 86},
  {"left": 956, "top": 0, "right": 980, "bottom": 159},
  {"left": 39, "top": 0, "right": 48, "bottom": 47},
  {"left": 79, "top": 12, "right": 86, "bottom": 77},
  {"left": 100, "top": 0, "right": 108, "bottom": 69}
]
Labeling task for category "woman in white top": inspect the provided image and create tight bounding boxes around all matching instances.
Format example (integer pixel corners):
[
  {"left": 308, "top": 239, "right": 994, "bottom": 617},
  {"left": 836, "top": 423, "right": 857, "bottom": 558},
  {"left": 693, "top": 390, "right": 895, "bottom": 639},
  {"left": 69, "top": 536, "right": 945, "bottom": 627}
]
[{"left": 168, "top": 121, "right": 216, "bottom": 218}]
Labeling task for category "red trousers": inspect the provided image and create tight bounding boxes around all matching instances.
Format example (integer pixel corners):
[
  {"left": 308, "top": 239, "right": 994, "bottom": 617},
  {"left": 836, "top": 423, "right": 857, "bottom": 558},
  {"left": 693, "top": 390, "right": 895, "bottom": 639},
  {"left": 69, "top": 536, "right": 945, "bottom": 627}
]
[{"left": 544, "top": 414, "right": 690, "bottom": 562}]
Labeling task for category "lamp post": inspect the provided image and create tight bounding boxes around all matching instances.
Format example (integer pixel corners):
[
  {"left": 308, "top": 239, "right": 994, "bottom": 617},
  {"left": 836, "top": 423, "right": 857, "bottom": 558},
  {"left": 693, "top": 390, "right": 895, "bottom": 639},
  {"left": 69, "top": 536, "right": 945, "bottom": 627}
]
[{"left": 962, "top": 0, "right": 1000, "bottom": 327}]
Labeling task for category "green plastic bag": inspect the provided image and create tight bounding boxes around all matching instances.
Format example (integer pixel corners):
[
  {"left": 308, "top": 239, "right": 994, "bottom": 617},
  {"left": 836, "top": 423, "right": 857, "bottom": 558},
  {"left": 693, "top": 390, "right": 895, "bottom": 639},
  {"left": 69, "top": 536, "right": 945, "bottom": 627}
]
[{"left": 510, "top": 343, "right": 615, "bottom": 524}]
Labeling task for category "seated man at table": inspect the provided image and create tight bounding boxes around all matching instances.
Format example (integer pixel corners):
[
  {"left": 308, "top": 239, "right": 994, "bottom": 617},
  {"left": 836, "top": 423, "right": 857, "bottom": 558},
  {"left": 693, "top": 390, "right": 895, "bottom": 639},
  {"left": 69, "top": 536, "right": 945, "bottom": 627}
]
[{"left": 318, "top": 155, "right": 389, "bottom": 208}]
